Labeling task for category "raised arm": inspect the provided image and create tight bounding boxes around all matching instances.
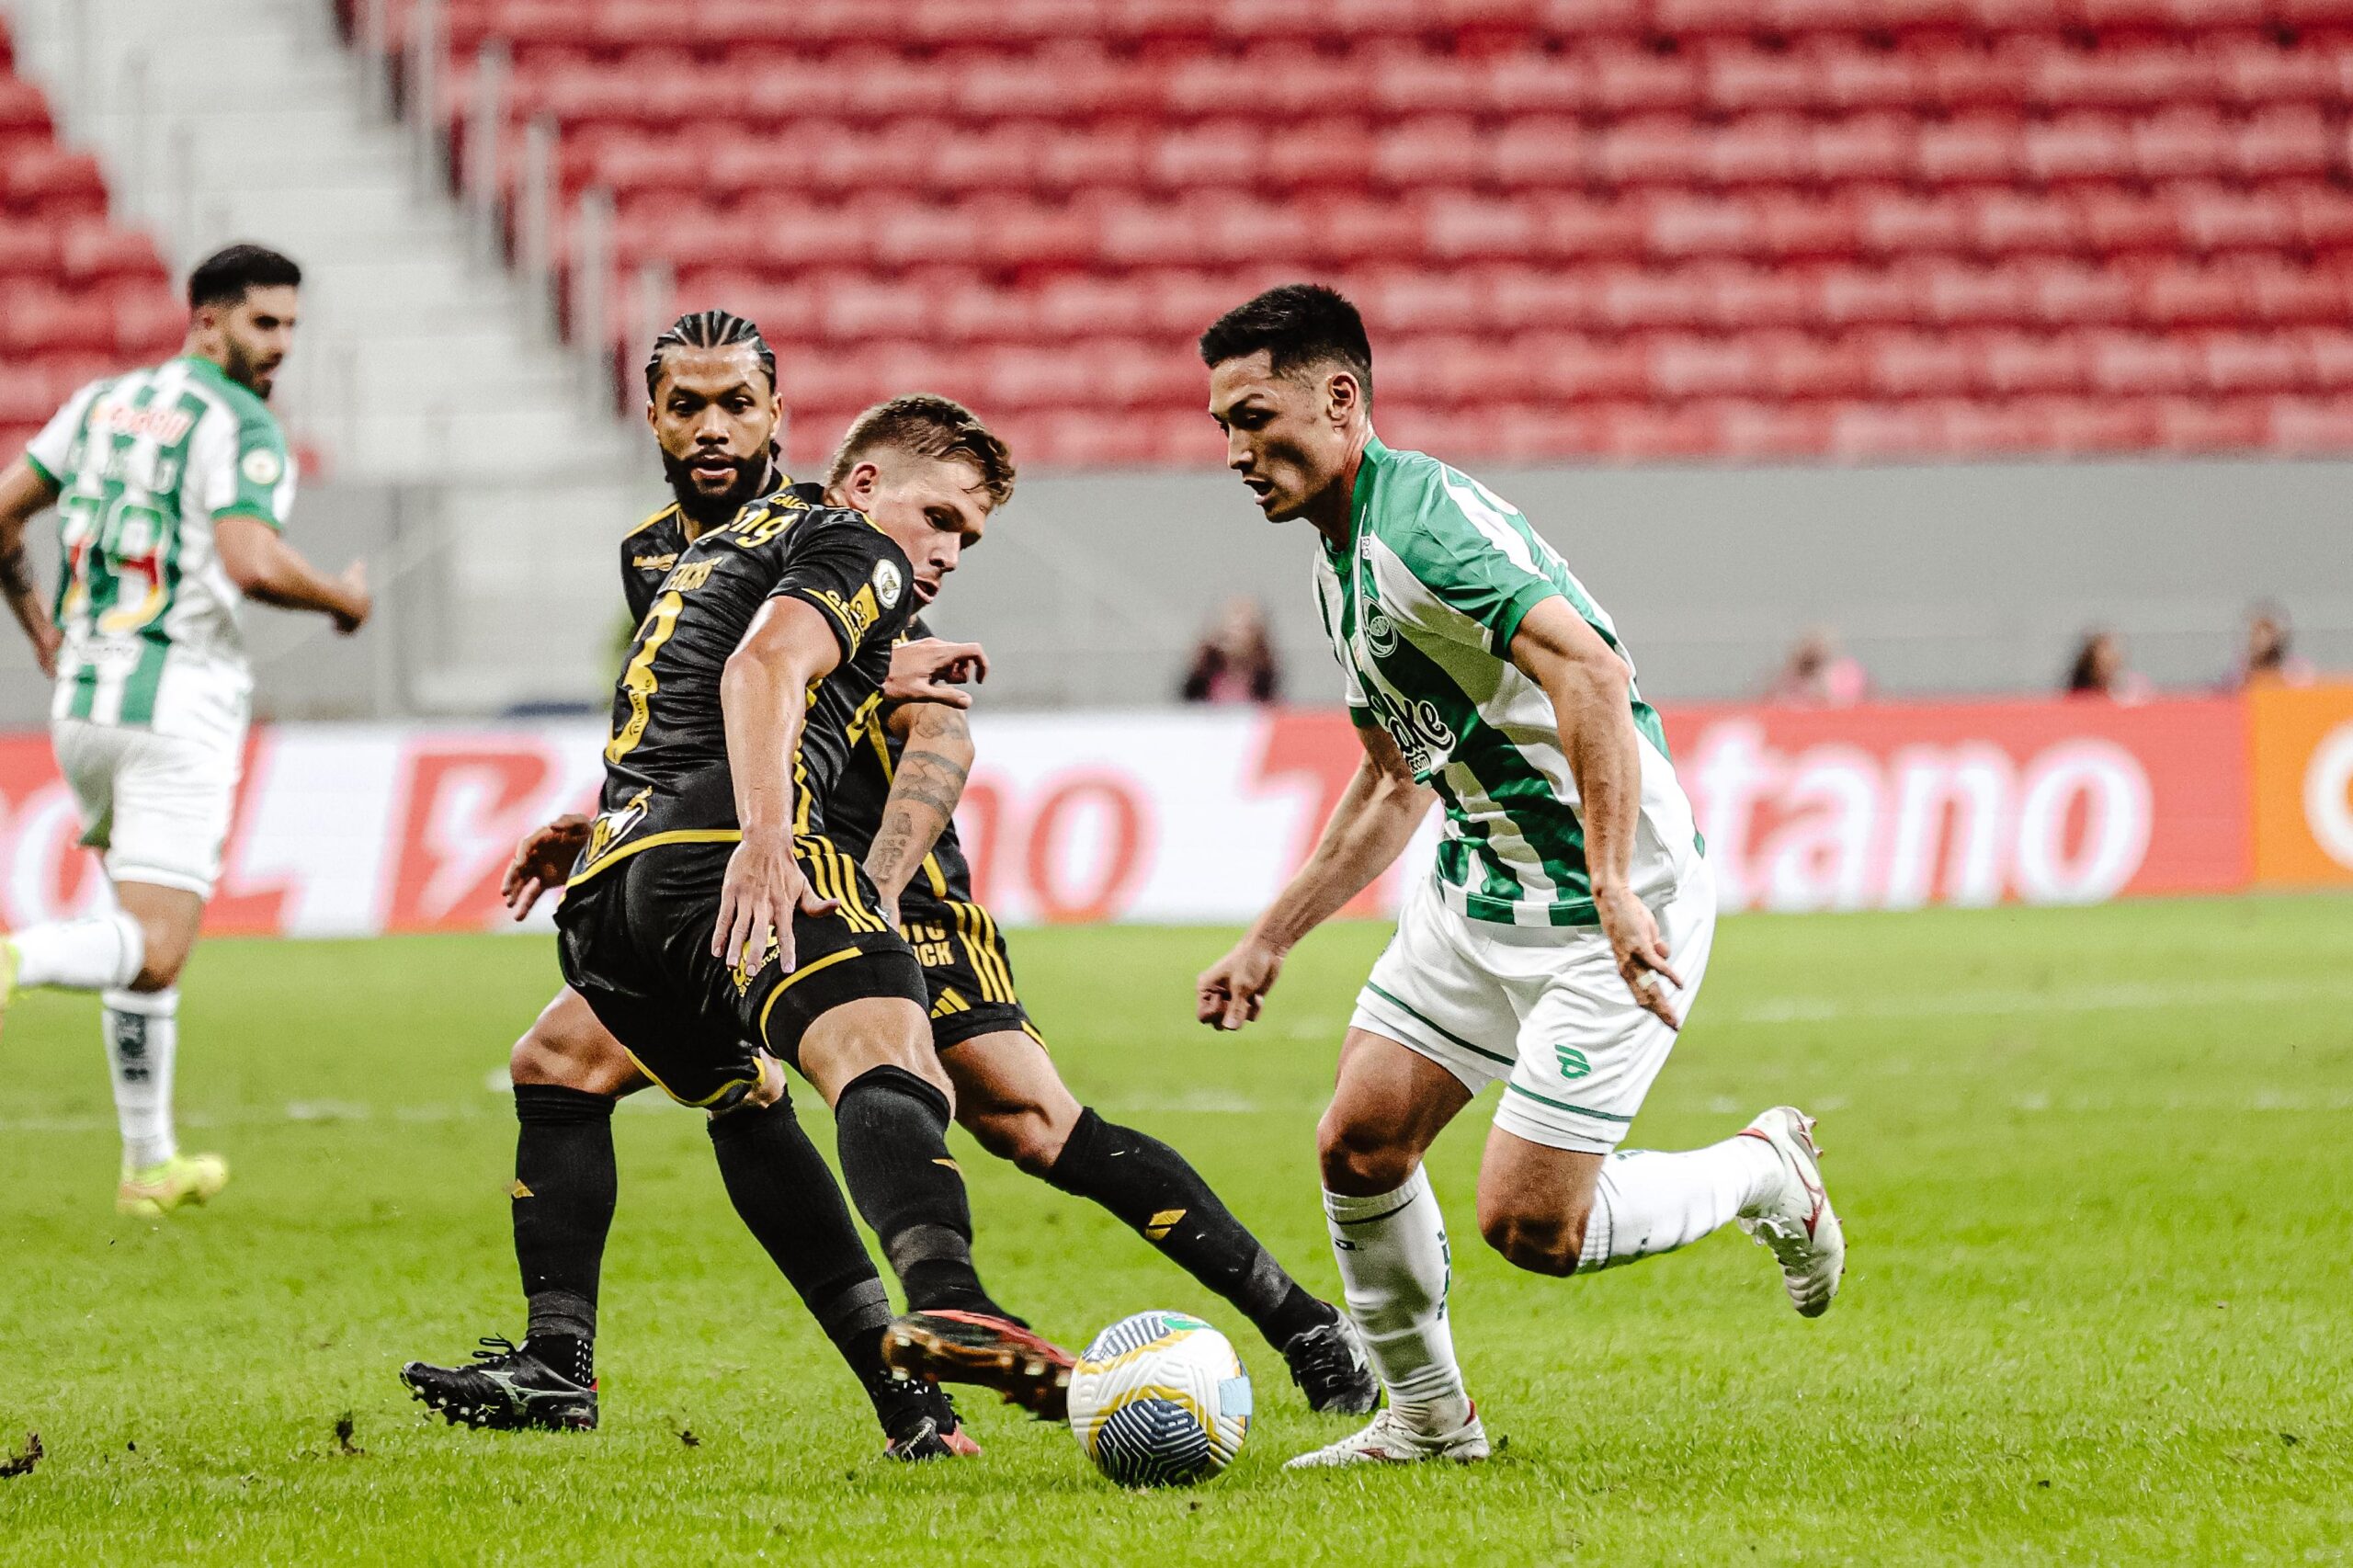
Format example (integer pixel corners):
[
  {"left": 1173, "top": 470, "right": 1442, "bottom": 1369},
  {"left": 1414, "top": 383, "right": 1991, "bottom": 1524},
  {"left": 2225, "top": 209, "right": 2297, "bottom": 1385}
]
[
  {"left": 0, "top": 458, "right": 61, "bottom": 676},
  {"left": 1508, "top": 594, "right": 1683, "bottom": 1029},
  {"left": 710, "top": 595, "right": 846, "bottom": 971},
  {"left": 862, "top": 699, "right": 972, "bottom": 919},
  {"left": 1196, "top": 722, "right": 1431, "bottom": 1031},
  {"left": 214, "top": 514, "right": 370, "bottom": 632}
]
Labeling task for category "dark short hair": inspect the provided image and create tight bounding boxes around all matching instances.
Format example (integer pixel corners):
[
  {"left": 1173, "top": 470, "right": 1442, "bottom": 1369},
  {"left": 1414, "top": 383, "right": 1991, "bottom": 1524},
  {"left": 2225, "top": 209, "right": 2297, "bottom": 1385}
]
[
  {"left": 1198, "top": 282, "right": 1373, "bottom": 399},
  {"left": 188, "top": 244, "right": 301, "bottom": 310},
  {"left": 644, "top": 308, "right": 777, "bottom": 396},
  {"left": 826, "top": 394, "right": 1016, "bottom": 510}
]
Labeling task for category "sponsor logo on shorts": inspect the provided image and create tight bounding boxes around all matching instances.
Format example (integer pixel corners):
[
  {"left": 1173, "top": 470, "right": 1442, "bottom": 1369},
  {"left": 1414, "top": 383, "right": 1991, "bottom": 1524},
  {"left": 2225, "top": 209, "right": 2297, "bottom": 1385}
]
[{"left": 1554, "top": 1044, "right": 1592, "bottom": 1079}]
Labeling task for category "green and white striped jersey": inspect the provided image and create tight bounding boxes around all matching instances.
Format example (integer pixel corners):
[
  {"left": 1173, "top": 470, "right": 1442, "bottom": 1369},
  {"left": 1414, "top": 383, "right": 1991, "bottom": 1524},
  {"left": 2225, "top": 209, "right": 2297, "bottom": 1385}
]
[
  {"left": 24, "top": 355, "right": 293, "bottom": 740},
  {"left": 1313, "top": 435, "right": 1699, "bottom": 927}
]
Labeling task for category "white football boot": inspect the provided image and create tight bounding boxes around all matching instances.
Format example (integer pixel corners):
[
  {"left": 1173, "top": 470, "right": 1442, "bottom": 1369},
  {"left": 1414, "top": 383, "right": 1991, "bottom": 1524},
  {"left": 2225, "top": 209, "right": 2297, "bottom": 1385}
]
[
  {"left": 1735, "top": 1106, "right": 1845, "bottom": 1318},
  {"left": 1284, "top": 1405, "right": 1490, "bottom": 1468}
]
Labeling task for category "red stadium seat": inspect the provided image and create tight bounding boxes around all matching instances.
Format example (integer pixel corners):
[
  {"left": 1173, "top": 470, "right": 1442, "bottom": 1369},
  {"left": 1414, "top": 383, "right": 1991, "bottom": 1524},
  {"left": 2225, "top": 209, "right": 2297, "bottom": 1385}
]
[
  {"left": 1975, "top": 329, "right": 2090, "bottom": 393},
  {"left": 436, "top": 0, "right": 2353, "bottom": 463}
]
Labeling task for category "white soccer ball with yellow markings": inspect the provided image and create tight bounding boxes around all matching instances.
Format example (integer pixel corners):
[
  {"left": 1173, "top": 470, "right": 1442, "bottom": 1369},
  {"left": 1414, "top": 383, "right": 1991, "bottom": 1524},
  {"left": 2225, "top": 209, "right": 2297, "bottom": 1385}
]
[{"left": 1068, "top": 1310, "right": 1252, "bottom": 1486}]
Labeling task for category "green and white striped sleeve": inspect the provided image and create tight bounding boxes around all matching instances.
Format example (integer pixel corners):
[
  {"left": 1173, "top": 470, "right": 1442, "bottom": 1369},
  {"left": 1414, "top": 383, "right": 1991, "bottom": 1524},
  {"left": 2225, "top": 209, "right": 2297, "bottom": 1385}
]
[
  {"left": 202, "top": 393, "right": 294, "bottom": 531},
  {"left": 21, "top": 379, "right": 105, "bottom": 491},
  {"left": 1385, "top": 466, "right": 1565, "bottom": 655}
]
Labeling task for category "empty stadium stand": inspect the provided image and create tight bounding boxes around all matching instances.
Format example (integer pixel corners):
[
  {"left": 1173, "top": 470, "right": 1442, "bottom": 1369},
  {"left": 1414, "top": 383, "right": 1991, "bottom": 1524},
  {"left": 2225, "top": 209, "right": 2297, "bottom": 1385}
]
[
  {"left": 0, "top": 11, "right": 179, "bottom": 469},
  {"left": 392, "top": 0, "right": 2353, "bottom": 464}
]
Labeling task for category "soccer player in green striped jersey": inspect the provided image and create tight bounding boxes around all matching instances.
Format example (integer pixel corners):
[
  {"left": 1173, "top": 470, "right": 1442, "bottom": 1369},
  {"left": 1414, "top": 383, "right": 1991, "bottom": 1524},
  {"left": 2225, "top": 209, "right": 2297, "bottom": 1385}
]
[
  {"left": 0, "top": 244, "right": 370, "bottom": 1217},
  {"left": 1195, "top": 285, "right": 1847, "bottom": 1468}
]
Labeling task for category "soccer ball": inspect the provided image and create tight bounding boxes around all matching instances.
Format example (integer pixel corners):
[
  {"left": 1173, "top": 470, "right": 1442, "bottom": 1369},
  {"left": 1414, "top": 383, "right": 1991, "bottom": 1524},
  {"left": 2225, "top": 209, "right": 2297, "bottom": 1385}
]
[{"left": 1067, "top": 1310, "right": 1252, "bottom": 1487}]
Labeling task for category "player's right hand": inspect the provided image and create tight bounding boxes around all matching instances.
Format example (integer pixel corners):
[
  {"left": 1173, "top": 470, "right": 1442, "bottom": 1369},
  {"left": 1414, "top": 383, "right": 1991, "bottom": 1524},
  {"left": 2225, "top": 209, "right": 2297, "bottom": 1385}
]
[
  {"left": 1196, "top": 937, "right": 1285, "bottom": 1031},
  {"left": 28, "top": 619, "right": 59, "bottom": 679},
  {"left": 333, "top": 560, "right": 371, "bottom": 635},
  {"left": 884, "top": 638, "right": 990, "bottom": 709},
  {"left": 713, "top": 825, "right": 838, "bottom": 976},
  {"left": 503, "top": 812, "right": 594, "bottom": 920}
]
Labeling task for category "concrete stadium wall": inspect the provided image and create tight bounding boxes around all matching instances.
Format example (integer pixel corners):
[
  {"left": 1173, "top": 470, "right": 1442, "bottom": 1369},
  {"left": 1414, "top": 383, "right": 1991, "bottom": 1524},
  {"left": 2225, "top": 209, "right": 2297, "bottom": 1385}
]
[{"left": 0, "top": 456, "right": 2343, "bottom": 722}]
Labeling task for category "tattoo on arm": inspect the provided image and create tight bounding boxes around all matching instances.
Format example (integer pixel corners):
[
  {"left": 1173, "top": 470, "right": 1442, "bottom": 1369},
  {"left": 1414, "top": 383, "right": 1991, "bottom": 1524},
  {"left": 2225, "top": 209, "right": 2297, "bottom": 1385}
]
[{"left": 865, "top": 706, "right": 974, "bottom": 897}]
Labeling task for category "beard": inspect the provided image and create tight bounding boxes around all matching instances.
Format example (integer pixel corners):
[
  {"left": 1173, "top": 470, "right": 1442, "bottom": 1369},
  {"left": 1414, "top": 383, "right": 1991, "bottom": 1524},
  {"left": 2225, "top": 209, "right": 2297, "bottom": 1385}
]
[{"left": 663, "top": 446, "right": 776, "bottom": 526}]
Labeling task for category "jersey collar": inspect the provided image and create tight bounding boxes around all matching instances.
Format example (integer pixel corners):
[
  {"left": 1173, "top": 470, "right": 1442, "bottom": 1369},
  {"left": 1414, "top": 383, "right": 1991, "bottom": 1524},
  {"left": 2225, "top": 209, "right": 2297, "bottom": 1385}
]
[
  {"left": 175, "top": 353, "right": 238, "bottom": 391},
  {"left": 1332, "top": 431, "right": 1389, "bottom": 559}
]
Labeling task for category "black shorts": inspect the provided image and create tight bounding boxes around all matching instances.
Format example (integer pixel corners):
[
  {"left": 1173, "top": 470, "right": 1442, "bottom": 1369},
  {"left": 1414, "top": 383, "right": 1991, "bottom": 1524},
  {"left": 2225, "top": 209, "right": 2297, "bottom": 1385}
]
[
  {"left": 897, "top": 889, "right": 1040, "bottom": 1052},
  {"left": 555, "top": 835, "right": 927, "bottom": 1107}
]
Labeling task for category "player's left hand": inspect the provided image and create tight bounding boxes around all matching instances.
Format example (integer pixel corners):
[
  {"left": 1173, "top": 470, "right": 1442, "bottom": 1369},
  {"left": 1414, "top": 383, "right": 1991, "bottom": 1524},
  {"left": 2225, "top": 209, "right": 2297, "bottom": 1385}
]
[
  {"left": 1197, "top": 936, "right": 1286, "bottom": 1031},
  {"left": 714, "top": 825, "right": 838, "bottom": 976},
  {"left": 1595, "top": 883, "right": 1685, "bottom": 1031},
  {"left": 885, "top": 638, "right": 990, "bottom": 709},
  {"left": 503, "top": 812, "right": 594, "bottom": 920}
]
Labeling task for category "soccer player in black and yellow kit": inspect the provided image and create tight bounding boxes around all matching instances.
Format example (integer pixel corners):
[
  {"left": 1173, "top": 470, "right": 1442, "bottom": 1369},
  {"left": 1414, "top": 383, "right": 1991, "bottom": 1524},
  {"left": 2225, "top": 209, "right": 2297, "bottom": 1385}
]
[{"left": 404, "top": 313, "right": 1029, "bottom": 1456}]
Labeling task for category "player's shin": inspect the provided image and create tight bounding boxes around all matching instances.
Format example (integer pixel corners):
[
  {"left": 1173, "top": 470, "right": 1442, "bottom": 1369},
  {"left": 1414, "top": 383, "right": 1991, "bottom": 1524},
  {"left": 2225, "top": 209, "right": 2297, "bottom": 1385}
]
[
  {"left": 831, "top": 1064, "right": 1006, "bottom": 1318},
  {"left": 706, "top": 1100, "right": 896, "bottom": 1381},
  {"left": 509, "top": 1085, "right": 618, "bottom": 1385},
  {"left": 101, "top": 989, "right": 177, "bottom": 1169},
  {"left": 1574, "top": 1139, "right": 1784, "bottom": 1272},
  {"left": 1048, "top": 1108, "right": 1332, "bottom": 1350},
  {"left": 1324, "top": 1165, "right": 1470, "bottom": 1435}
]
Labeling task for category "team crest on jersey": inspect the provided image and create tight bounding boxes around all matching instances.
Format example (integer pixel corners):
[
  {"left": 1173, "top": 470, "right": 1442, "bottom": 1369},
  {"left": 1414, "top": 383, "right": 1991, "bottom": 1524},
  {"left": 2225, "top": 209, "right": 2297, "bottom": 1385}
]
[
  {"left": 1363, "top": 608, "right": 1399, "bottom": 657},
  {"left": 873, "top": 559, "right": 904, "bottom": 608},
  {"left": 241, "top": 447, "right": 283, "bottom": 486}
]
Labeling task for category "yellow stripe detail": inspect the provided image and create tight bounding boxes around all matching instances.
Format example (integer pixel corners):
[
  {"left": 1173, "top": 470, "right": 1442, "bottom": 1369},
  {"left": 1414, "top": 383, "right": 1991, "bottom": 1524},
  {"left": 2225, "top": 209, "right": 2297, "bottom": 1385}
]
[
  {"left": 753, "top": 945, "right": 867, "bottom": 1049},
  {"left": 977, "top": 904, "right": 1017, "bottom": 1000},
  {"left": 819, "top": 837, "right": 883, "bottom": 934},
  {"left": 620, "top": 1043, "right": 756, "bottom": 1109},
  {"left": 920, "top": 853, "right": 948, "bottom": 898},
  {"left": 623, "top": 503, "right": 679, "bottom": 540},
  {"left": 567, "top": 828, "right": 741, "bottom": 889}
]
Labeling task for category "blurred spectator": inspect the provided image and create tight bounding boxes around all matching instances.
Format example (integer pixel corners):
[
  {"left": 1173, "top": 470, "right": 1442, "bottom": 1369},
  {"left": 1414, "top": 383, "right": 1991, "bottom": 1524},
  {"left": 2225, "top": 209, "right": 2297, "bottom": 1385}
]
[
  {"left": 1766, "top": 628, "right": 1870, "bottom": 708},
  {"left": 2233, "top": 602, "right": 2315, "bottom": 690},
  {"left": 2063, "top": 629, "right": 2152, "bottom": 703},
  {"left": 1180, "top": 597, "right": 1281, "bottom": 705}
]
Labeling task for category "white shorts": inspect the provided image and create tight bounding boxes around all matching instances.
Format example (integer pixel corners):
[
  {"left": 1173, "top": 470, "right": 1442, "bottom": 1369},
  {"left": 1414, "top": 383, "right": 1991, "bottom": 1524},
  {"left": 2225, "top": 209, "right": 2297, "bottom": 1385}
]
[
  {"left": 51, "top": 718, "right": 244, "bottom": 900},
  {"left": 1350, "top": 858, "right": 1718, "bottom": 1153}
]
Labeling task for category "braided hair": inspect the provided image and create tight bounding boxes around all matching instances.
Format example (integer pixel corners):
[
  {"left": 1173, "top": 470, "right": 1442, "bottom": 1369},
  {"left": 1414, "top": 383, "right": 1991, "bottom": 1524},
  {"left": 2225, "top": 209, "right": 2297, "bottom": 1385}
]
[{"left": 642, "top": 309, "right": 776, "bottom": 396}]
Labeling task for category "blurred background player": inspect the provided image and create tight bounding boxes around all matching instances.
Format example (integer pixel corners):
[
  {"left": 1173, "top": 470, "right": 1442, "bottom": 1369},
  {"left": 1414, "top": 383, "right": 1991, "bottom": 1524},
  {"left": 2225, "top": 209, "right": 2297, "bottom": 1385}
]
[
  {"left": 1194, "top": 285, "right": 1844, "bottom": 1467},
  {"left": 404, "top": 313, "right": 983, "bottom": 1458},
  {"left": 1178, "top": 596, "right": 1283, "bottom": 704},
  {"left": 0, "top": 243, "right": 369, "bottom": 1217}
]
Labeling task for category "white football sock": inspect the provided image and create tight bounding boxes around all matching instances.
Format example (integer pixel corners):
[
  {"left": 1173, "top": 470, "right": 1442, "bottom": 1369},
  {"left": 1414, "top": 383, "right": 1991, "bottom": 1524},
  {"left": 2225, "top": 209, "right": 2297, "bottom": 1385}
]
[
  {"left": 1324, "top": 1166, "right": 1471, "bottom": 1435},
  {"left": 1577, "top": 1137, "right": 1785, "bottom": 1272},
  {"left": 102, "top": 988, "right": 178, "bottom": 1170},
  {"left": 11, "top": 911, "right": 144, "bottom": 992}
]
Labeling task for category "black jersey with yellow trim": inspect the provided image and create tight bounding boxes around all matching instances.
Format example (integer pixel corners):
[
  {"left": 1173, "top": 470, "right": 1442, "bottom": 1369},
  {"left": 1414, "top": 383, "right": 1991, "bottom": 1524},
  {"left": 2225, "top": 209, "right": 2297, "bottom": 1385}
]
[
  {"left": 575, "top": 481, "right": 916, "bottom": 883},
  {"left": 620, "top": 502, "right": 691, "bottom": 626},
  {"left": 824, "top": 612, "right": 980, "bottom": 906},
  {"left": 619, "top": 464, "right": 790, "bottom": 624}
]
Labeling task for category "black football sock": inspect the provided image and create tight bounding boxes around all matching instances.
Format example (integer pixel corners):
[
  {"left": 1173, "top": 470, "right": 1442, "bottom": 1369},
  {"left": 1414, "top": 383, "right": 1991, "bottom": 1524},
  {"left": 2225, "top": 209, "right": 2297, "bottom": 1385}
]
[
  {"left": 832, "top": 1064, "right": 1006, "bottom": 1319},
  {"left": 705, "top": 1098, "right": 895, "bottom": 1395},
  {"left": 1048, "top": 1108, "right": 1335, "bottom": 1352},
  {"left": 511, "top": 1084, "right": 618, "bottom": 1386}
]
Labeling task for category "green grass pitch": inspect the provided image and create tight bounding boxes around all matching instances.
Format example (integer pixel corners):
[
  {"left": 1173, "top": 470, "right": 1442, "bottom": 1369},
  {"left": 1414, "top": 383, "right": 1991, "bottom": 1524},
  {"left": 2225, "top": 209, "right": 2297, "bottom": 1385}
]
[{"left": 1, "top": 895, "right": 2347, "bottom": 1565}]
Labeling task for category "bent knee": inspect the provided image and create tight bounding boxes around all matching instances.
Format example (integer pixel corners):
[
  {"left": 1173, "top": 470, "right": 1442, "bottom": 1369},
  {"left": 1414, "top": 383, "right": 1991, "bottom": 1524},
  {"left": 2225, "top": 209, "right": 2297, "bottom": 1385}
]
[
  {"left": 510, "top": 1018, "right": 636, "bottom": 1095},
  {"left": 1477, "top": 1205, "right": 1588, "bottom": 1278},
  {"left": 961, "top": 1103, "right": 1064, "bottom": 1176},
  {"left": 1316, "top": 1109, "right": 1420, "bottom": 1196}
]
